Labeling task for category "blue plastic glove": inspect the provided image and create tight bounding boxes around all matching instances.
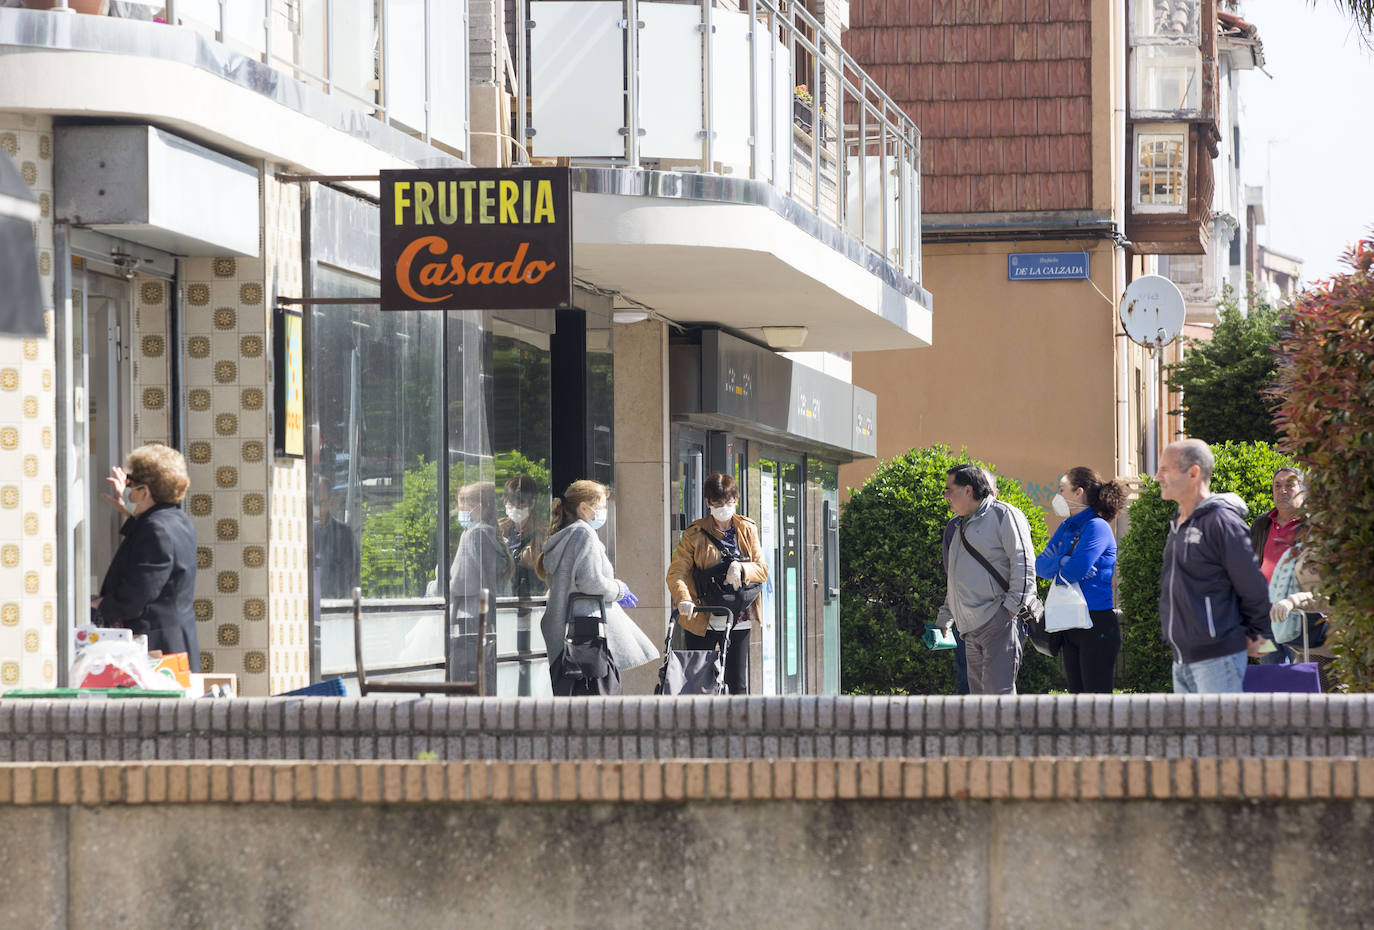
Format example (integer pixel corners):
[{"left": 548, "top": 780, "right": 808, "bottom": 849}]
[{"left": 617, "top": 588, "right": 638, "bottom": 609}]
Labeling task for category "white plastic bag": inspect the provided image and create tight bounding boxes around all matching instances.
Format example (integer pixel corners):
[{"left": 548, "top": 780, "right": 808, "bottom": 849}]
[{"left": 1043, "top": 576, "right": 1093, "bottom": 632}]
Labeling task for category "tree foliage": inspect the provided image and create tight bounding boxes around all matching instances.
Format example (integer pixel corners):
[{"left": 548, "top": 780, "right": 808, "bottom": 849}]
[
  {"left": 1165, "top": 286, "right": 1282, "bottom": 445},
  {"left": 1116, "top": 441, "right": 1296, "bottom": 692},
  {"left": 840, "top": 445, "right": 1061, "bottom": 694},
  {"left": 1272, "top": 233, "right": 1374, "bottom": 690}
]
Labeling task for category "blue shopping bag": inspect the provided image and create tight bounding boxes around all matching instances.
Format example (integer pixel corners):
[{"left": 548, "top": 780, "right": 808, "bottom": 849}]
[{"left": 1243, "top": 663, "right": 1322, "bottom": 693}]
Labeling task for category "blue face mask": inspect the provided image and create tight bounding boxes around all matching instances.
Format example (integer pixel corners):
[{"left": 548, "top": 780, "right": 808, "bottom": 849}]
[
  {"left": 458, "top": 509, "right": 477, "bottom": 530},
  {"left": 587, "top": 508, "right": 607, "bottom": 531}
]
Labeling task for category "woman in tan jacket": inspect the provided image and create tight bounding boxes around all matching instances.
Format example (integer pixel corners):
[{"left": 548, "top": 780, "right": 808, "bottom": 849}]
[{"left": 665, "top": 472, "right": 769, "bottom": 694}]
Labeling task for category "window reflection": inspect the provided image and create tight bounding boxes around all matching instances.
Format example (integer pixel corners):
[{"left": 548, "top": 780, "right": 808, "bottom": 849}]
[{"left": 310, "top": 267, "right": 443, "bottom": 602}]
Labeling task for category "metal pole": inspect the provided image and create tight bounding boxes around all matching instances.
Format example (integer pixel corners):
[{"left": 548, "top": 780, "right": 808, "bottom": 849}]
[
  {"left": 747, "top": 0, "right": 758, "bottom": 181},
  {"left": 53, "top": 222, "right": 74, "bottom": 686},
  {"left": 878, "top": 117, "right": 889, "bottom": 260},
  {"left": 424, "top": 0, "right": 432, "bottom": 144},
  {"left": 438, "top": 311, "right": 451, "bottom": 674},
  {"left": 352, "top": 587, "right": 368, "bottom": 695},
  {"left": 857, "top": 95, "right": 867, "bottom": 245},
  {"left": 325, "top": 0, "right": 335, "bottom": 95},
  {"left": 218, "top": 0, "right": 226, "bottom": 43},
  {"left": 517, "top": 0, "right": 528, "bottom": 164},
  {"left": 380, "top": 0, "right": 391, "bottom": 122},
  {"left": 263, "top": 0, "right": 272, "bottom": 65},
  {"left": 625, "top": 0, "right": 641, "bottom": 167},
  {"left": 477, "top": 587, "right": 489, "bottom": 696},
  {"left": 811, "top": 34, "right": 821, "bottom": 213},
  {"left": 702, "top": 0, "right": 714, "bottom": 173}
]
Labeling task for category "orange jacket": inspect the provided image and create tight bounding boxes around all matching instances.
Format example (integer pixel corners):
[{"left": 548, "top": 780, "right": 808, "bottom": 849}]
[{"left": 665, "top": 515, "right": 769, "bottom": 636}]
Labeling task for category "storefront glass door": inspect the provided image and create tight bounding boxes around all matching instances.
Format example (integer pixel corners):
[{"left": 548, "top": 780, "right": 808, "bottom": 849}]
[
  {"left": 758, "top": 451, "right": 804, "bottom": 694},
  {"left": 82, "top": 272, "right": 133, "bottom": 611}
]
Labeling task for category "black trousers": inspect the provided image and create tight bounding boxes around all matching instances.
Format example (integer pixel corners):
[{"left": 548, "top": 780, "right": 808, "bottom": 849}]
[
  {"left": 682, "top": 626, "right": 751, "bottom": 695},
  {"left": 1061, "top": 608, "right": 1121, "bottom": 694}
]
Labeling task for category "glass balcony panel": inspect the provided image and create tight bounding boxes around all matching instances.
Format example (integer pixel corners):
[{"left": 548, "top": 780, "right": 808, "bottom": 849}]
[
  {"left": 295, "top": 0, "right": 328, "bottom": 85},
  {"left": 529, "top": 1, "right": 624, "bottom": 157},
  {"left": 386, "top": 0, "right": 428, "bottom": 133},
  {"left": 429, "top": 0, "right": 469, "bottom": 152},
  {"left": 752, "top": 18, "right": 792, "bottom": 185},
  {"left": 331, "top": 0, "right": 380, "bottom": 106},
  {"left": 1132, "top": 46, "right": 1202, "bottom": 115},
  {"left": 1131, "top": 0, "right": 1200, "bottom": 43},
  {"left": 712, "top": 8, "right": 753, "bottom": 176},
  {"left": 639, "top": 3, "right": 704, "bottom": 161},
  {"left": 174, "top": 0, "right": 223, "bottom": 39},
  {"left": 222, "top": 0, "right": 267, "bottom": 56}
]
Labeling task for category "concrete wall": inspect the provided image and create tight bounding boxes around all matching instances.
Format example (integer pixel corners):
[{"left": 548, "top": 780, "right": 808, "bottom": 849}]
[
  {"left": 3, "top": 795, "right": 1371, "bottom": 929},
  {"left": 612, "top": 320, "right": 672, "bottom": 695}
]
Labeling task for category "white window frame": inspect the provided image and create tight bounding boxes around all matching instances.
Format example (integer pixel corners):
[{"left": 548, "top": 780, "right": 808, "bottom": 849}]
[
  {"left": 1133, "top": 125, "right": 1189, "bottom": 214},
  {"left": 1129, "top": 0, "right": 1201, "bottom": 44}
]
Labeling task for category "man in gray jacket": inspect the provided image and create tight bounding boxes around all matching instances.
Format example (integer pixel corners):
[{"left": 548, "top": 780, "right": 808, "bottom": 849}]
[{"left": 935, "top": 465, "right": 1039, "bottom": 694}]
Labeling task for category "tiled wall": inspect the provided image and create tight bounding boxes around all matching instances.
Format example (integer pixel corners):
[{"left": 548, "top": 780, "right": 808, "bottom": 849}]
[
  {"left": 264, "top": 176, "right": 308, "bottom": 695},
  {"left": 179, "top": 253, "right": 273, "bottom": 694},
  {"left": 0, "top": 113, "right": 58, "bottom": 690},
  {"left": 132, "top": 273, "right": 172, "bottom": 447}
]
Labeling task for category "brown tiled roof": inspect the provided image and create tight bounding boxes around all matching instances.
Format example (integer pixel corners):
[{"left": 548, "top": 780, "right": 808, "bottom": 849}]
[{"left": 844, "top": 0, "right": 1094, "bottom": 215}]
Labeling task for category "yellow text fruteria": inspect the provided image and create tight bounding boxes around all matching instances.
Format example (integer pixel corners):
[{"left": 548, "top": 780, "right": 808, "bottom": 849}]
[{"left": 392, "top": 179, "right": 557, "bottom": 227}]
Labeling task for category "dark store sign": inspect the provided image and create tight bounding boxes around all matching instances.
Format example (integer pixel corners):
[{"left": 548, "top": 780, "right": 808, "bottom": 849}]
[{"left": 380, "top": 167, "right": 572, "bottom": 311}]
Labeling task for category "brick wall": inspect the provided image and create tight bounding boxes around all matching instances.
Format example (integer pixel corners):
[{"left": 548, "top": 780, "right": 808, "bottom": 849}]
[{"left": 2, "top": 694, "right": 1370, "bottom": 762}]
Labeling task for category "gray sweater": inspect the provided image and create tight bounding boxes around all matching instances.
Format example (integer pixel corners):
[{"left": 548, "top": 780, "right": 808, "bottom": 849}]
[
  {"left": 539, "top": 521, "right": 659, "bottom": 670},
  {"left": 937, "top": 496, "right": 1038, "bottom": 634}
]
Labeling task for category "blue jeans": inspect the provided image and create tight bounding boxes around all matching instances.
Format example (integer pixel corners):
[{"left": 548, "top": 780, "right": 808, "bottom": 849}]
[{"left": 1172, "top": 650, "right": 1248, "bottom": 694}]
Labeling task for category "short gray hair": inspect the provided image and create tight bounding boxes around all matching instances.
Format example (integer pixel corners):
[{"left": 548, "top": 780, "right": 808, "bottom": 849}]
[
  {"left": 1273, "top": 466, "right": 1304, "bottom": 487},
  {"left": 1170, "top": 439, "right": 1215, "bottom": 484}
]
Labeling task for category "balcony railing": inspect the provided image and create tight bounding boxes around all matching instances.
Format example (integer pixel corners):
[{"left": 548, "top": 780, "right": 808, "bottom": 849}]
[
  {"left": 520, "top": 0, "right": 922, "bottom": 282},
  {"left": 163, "top": 0, "right": 470, "bottom": 158}
]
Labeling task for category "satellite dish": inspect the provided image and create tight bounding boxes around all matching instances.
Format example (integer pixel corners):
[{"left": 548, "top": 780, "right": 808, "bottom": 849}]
[{"left": 1120, "top": 275, "right": 1186, "bottom": 348}]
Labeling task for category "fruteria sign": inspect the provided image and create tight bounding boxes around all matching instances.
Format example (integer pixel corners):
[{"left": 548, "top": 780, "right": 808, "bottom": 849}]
[{"left": 380, "top": 167, "right": 572, "bottom": 311}]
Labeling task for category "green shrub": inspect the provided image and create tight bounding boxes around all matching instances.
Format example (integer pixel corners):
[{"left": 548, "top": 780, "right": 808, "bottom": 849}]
[
  {"left": 1165, "top": 285, "right": 1282, "bottom": 445},
  {"left": 1272, "top": 234, "right": 1374, "bottom": 690},
  {"left": 1116, "top": 441, "right": 1296, "bottom": 692},
  {"left": 840, "top": 445, "right": 1058, "bottom": 694}
]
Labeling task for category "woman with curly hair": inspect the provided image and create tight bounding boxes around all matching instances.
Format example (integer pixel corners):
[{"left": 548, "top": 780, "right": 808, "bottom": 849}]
[{"left": 1035, "top": 466, "right": 1127, "bottom": 693}]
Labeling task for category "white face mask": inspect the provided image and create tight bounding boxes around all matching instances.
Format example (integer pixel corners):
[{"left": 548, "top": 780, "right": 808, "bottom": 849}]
[
  {"left": 1051, "top": 494, "right": 1071, "bottom": 518},
  {"left": 457, "top": 509, "right": 476, "bottom": 529},
  {"left": 587, "top": 508, "right": 608, "bottom": 530},
  {"left": 709, "top": 503, "right": 736, "bottom": 522},
  {"left": 505, "top": 505, "right": 530, "bottom": 524}
]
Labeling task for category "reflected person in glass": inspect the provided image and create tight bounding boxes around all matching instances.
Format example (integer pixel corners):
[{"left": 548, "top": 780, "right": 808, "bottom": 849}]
[
  {"left": 314, "top": 475, "right": 360, "bottom": 600},
  {"left": 499, "top": 474, "right": 546, "bottom": 601},
  {"left": 447, "top": 482, "right": 513, "bottom": 680}
]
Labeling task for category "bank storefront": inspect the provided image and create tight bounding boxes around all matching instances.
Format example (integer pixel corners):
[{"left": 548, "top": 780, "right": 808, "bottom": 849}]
[{"left": 670, "top": 329, "right": 877, "bottom": 695}]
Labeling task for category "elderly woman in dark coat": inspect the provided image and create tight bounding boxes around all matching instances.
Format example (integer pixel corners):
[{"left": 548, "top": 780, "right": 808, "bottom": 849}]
[{"left": 92, "top": 443, "right": 199, "bottom": 658}]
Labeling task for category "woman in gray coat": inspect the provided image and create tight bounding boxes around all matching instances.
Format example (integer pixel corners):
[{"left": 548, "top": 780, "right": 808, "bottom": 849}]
[{"left": 537, "top": 479, "right": 657, "bottom": 695}]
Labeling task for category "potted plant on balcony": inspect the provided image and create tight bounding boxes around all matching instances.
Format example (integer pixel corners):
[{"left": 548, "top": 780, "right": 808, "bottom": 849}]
[{"left": 793, "top": 85, "right": 815, "bottom": 130}]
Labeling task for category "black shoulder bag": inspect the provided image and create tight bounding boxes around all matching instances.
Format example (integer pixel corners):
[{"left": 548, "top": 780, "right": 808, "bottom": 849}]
[
  {"left": 691, "top": 529, "right": 762, "bottom": 619},
  {"left": 957, "top": 516, "right": 1058, "bottom": 658}
]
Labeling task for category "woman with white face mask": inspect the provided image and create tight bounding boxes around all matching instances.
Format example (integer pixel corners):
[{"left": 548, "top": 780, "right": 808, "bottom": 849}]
[
  {"left": 1034, "top": 467, "right": 1127, "bottom": 693},
  {"left": 665, "top": 472, "right": 770, "bottom": 694},
  {"left": 499, "top": 474, "right": 546, "bottom": 601},
  {"left": 537, "top": 479, "right": 658, "bottom": 695}
]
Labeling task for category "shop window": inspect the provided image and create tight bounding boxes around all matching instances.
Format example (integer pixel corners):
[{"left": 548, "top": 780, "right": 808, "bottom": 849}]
[
  {"left": 1131, "top": 0, "right": 1201, "bottom": 43},
  {"left": 1134, "top": 128, "right": 1188, "bottom": 213},
  {"left": 1131, "top": 46, "right": 1203, "bottom": 116},
  {"left": 310, "top": 268, "right": 444, "bottom": 602}
]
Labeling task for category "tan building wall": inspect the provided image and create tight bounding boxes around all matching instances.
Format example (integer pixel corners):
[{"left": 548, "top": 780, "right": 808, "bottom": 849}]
[{"left": 839, "top": 238, "right": 1129, "bottom": 515}]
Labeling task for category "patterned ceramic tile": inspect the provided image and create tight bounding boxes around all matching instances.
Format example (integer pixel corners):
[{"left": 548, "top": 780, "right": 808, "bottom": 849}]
[{"left": 0, "top": 114, "right": 58, "bottom": 688}]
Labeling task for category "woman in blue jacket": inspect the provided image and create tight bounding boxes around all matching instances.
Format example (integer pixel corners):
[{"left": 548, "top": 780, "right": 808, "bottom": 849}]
[{"left": 1036, "top": 467, "right": 1127, "bottom": 693}]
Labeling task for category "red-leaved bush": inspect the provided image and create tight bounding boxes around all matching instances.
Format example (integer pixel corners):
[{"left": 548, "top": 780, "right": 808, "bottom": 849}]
[{"left": 1272, "top": 233, "right": 1374, "bottom": 690}]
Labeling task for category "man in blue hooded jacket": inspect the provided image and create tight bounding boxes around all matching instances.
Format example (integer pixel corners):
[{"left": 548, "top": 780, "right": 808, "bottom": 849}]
[{"left": 1155, "top": 439, "right": 1271, "bottom": 693}]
